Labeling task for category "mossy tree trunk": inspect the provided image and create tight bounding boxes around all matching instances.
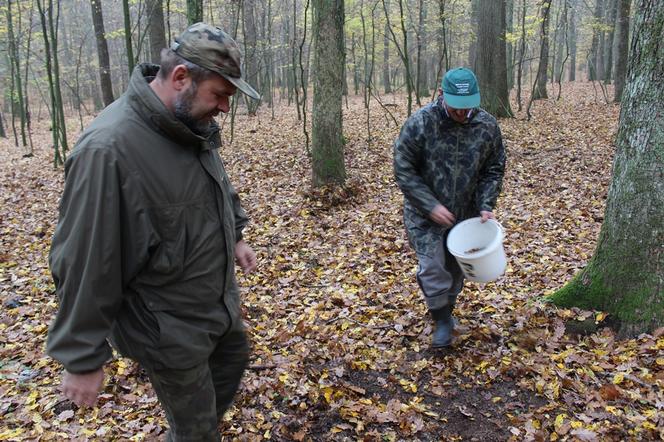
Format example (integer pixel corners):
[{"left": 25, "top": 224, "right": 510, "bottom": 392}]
[
  {"left": 550, "top": 0, "right": 663, "bottom": 337},
  {"left": 311, "top": 0, "right": 345, "bottom": 187}
]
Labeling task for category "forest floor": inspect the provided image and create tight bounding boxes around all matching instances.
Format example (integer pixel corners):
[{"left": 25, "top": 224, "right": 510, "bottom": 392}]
[{"left": 1, "top": 83, "right": 662, "bottom": 441}]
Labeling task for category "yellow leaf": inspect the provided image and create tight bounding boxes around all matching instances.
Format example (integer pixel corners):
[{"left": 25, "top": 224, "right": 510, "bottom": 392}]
[
  {"left": 0, "top": 428, "right": 24, "bottom": 440},
  {"left": 656, "top": 358, "right": 664, "bottom": 366},
  {"left": 643, "top": 422, "right": 656, "bottom": 430},
  {"left": 323, "top": 387, "right": 333, "bottom": 403},
  {"left": 555, "top": 414, "right": 566, "bottom": 428},
  {"left": 613, "top": 373, "right": 624, "bottom": 385},
  {"left": 595, "top": 312, "right": 606, "bottom": 323}
]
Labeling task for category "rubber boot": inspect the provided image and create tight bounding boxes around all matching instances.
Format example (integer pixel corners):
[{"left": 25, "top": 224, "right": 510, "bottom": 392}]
[{"left": 430, "top": 305, "right": 454, "bottom": 348}]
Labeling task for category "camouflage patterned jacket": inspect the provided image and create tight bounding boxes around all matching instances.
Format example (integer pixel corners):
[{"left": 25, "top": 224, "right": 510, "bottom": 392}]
[{"left": 393, "top": 97, "right": 506, "bottom": 255}]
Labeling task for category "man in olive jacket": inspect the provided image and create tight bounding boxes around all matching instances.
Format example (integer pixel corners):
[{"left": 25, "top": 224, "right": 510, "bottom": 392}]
[
  {"left": 393, "top": 68, "right": 506, "bottom": 348},
  {"left": 47, "top": 23, "right": 260, "bottom": 441}
]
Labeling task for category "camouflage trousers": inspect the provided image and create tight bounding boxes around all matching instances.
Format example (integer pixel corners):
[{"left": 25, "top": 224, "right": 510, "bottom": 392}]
[
  {"left": 127, "top": 329, "right": 249, "bottom": 442},
  {"left": 416, "top": 230, "right": 464, "bottom": 311}
]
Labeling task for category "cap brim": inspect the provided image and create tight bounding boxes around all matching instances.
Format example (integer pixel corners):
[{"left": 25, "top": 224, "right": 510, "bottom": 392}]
[
  {"left": 223, "top": 74, "right": 261, "bottom": 100},
  {"left": 444, "top": 92, "right": 480, "bottom": 109}
]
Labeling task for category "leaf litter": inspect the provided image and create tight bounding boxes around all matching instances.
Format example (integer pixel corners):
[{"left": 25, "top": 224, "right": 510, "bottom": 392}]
[{"left": 1, "top": 83, "right": 662, "bottom": 441}]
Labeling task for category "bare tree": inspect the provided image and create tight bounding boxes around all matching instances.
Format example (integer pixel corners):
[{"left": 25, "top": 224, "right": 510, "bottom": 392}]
[{"left": 90, "top": 0, "right": 114, "bottom": 106}]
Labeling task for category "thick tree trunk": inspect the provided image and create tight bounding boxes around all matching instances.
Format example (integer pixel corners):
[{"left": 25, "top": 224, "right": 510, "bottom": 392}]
[
  {"left": 0, "top": 111, "right": 6, "bottom": 138},
  {"left": 90, "top": 0, "right": 114, "bottom": 106},
  {"left": 551, "top": 0, "right": 663, "bottom": 337},
  {"left": 532, "top": 0, "right": 551, "bottom": 100},
  {"left": 613, "top": 0, "right": 630, "bottom": 102},
  {"left": 147, "top": 0, "right": 166, "bottom": 63},
  {"left": 311, "top": 0, "right": 345, "bottom": 186},
  {"left": 475, "top": 0, "right": 513, "bottom": 117}
]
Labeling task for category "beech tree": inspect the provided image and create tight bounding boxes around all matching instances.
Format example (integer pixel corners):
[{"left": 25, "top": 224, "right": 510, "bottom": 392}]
[
  {"left": 311, "top": 0, "right": 345, "bottom": 186},
  {"left": 551, "top": 0, "right": 663, "bottom": 336}
]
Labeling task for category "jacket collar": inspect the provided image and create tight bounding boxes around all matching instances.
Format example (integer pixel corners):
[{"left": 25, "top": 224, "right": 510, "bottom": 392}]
[{"left": 126, "top": 63, "right": 221, "bottom": 150}]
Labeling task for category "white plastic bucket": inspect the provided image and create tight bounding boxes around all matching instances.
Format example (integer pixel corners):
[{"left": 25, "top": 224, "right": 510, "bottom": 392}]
[{"left": 446, "top": 217, "right": 506, "bottom": 283}]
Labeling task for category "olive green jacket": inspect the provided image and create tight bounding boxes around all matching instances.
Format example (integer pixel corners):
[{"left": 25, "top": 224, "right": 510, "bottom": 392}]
[{"left": 46, "top": 64, "right": 248, "bottom": 372}]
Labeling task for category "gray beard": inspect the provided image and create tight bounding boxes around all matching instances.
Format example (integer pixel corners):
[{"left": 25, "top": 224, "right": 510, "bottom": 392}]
[{"left": 173, "top": 84, "right": 211, "bottom": 135}]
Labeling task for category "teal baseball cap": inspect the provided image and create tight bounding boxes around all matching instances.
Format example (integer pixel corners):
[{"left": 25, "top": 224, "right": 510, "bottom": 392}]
[{"left": 441, "top": 67, "right": 480, "bottom": 109}]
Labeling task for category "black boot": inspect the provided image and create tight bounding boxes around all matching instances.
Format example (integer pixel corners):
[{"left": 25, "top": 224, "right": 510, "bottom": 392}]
[{"left": 430, "top": 305, "right": 454, "bottom": 348}]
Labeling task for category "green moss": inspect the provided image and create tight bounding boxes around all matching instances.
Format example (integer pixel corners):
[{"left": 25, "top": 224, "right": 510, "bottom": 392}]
[{"left": 549, "top": 259, "right": 663, "bottom": 333}]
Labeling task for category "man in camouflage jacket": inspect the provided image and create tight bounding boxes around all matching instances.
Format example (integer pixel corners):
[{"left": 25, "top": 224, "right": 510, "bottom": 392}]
[
  {"left": 47, "top": 23, "right": 261, "bottom": 441},
  {"left": 393, "top": 67, "right": 506, "bottom": 348}
]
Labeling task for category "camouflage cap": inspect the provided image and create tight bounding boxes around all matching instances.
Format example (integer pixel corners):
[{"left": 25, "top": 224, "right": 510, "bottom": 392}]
[{"left": 172, "top": 22, "right": 260, "bottom": 100}]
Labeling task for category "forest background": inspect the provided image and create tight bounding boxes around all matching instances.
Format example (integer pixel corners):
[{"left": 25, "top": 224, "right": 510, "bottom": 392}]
[{"left": 1, "top": 0, "right": 663, "bottom": 440}]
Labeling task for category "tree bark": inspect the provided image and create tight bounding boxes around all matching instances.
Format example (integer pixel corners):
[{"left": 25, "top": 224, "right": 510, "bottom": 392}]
[
  {"left": 475, "top": 0, "right": 513, "bottom": 117},
  {"left": 243, "top": 0, "right": 260, "bottom": 115},
  {"left": 122, "top": 0, "right": 135, "bottom": 74},
  {"left": 311, "top": 0, "right": 345, "bottom": 186},
  {"left": 603, "top": 0, "right": 618, "bottom": 83},
  {"left": 551, "top": 0, "right": 664, "bottom": 337},
  {"left": 90, "top": 0, "right": 114, "bottom": 106},
  {"left": 613, "top": 0, "right": 630, "bottom": 102},
  {"left": 532, "top": 0, "right": 551, "bottom": 100},
  {"left": 147, "top": 0, "right": 166, "bottom": 64},
  {"left": 568, "top": 0, "right": 577, "bottom": 81},
  {"left": 186, "top": 0, "right": 202, "bottom": 24},
  {"left": 588, "top": 0, "right": 603, "bottom": 81},
  {"left": 383, "top": 0, "right": 391, "bottom": 93}
]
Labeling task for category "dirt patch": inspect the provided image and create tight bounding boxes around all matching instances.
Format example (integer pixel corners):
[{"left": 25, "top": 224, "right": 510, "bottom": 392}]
[{"left": 300, "top": 368, "right": 546, "bottom": 441}]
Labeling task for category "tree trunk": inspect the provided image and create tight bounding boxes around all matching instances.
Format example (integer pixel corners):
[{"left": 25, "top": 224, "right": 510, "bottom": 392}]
[
  {"left": 551, "top": 0, "right": 664, "bottom": 337},
  {"left": 383, "top": 0, "right": 391, "bottom": 93},
  {"left": 0, "top": 111, "right": 6, "bottom": 138},
  {"left": 311, "top": 0, "right": 345, "bottom": 187},
  {"left": 516, "top": 0, "right": 526, "bottom": 110},
  {"left": 603, "top": 0, "right": 618, "bottom": 83},
  {"left": 506, "top": 0, "right": 514, "bottom": 90},
  {"left": 243, "top": 0, "right": 260, "bottom": 115},
  {"left": 568, "top": 0, "right": 577, "bottom": 81},
  {"left": 90, "top": 0, "right": 114, "bottom": 106},
  {"left": 475, "top": 0, "right": 513, "bottom": 117},
  {"left": 186, "top": 0, "right": 202, "bottom": 24},
  {"left": 468, "top": 0, "right": 479, "bottom": 67},
  {"left": 6, "top": 0, "right": 28, "bottom": 150},
  {"left": 122, "top": 0, "right": 135, "bottom": 73},
  {"left": 588, "top": 0, "right": 603, "bottom": 81},
  {"left": 532, "top": 0, "right": 551, "bottom": 100},
  {"left": 613, "top": 0, "right": 630, "bottom": 101},
  {"left": 147, "top": 0, "right": 166, "bottom": 63}
]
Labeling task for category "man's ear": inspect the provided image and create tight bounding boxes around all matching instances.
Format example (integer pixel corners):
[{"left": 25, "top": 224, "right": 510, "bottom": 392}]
[
  {"left": 171, "top": 65, "right": 191, "bottom": 91},
  {"left": 438, "top": 87, "right": 443, "bottom": 97}
]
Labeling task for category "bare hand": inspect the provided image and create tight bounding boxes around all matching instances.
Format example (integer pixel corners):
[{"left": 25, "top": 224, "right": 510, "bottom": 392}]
[
  {"left": 480, "top": 210, "right": 495, "bottom": 223},
  {"left": 235, "top": 240, "right": 257, "bottom": 273},
  {"left": 62, "top": 368, "right": 104, "bottom": 407},
  {"left": 429, "top": 204, "right": 456, "bottom": 227}
]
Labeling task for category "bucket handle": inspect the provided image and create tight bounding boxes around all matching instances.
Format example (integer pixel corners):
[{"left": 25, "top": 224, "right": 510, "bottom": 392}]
[{"left": 490, "top": 219, "right": 506, "bottom": 237}]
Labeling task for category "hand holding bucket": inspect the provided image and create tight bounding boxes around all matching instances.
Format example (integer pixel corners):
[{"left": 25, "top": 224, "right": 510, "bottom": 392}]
[{"left": 446, "top": 217, "right": 507, "bottom": 283}]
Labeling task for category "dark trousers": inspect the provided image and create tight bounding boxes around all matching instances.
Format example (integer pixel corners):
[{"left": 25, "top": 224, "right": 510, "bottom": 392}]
[{"left": 118, "top": 329, "right": 249, "bottom": 442}]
